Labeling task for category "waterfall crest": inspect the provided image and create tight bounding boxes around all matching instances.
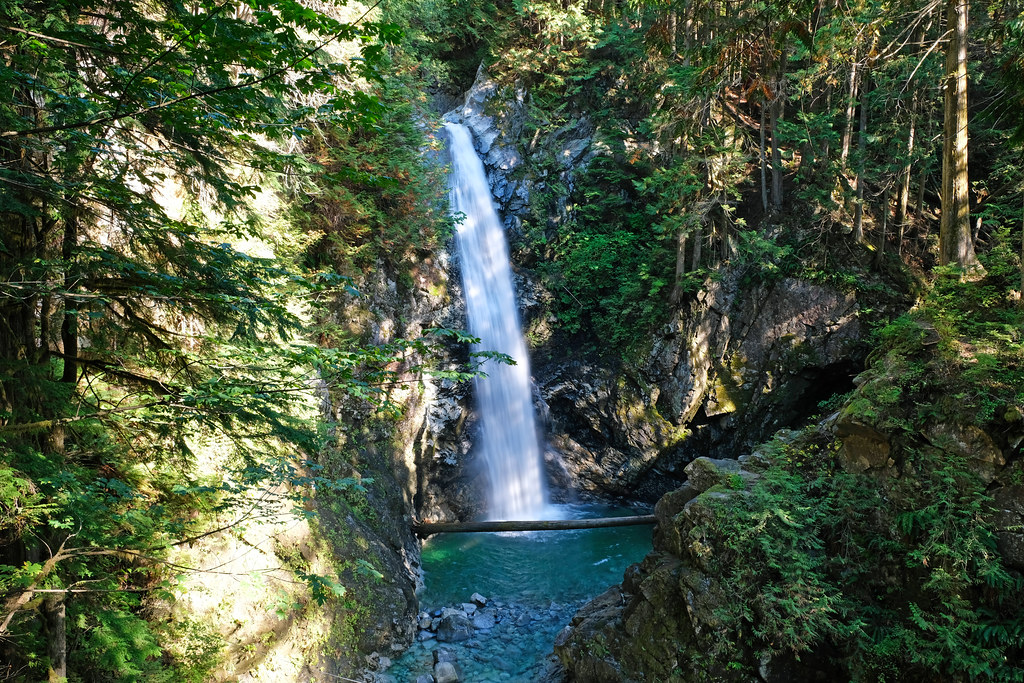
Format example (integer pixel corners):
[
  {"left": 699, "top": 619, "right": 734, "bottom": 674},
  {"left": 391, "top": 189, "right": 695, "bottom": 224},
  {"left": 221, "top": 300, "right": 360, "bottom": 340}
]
[{"left": 445, "top": 122, "right": 548, "bottom": 521}]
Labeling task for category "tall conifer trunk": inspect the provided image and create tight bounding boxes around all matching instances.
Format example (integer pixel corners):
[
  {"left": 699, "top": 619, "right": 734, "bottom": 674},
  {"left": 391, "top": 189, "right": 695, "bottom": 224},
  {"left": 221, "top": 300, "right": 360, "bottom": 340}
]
[
  {"left": 854, "top": 75, "right": 870, "bottom": 243},
  {"left": 770, "top": 53, "right": 786, "bottom": 209},
  {"left": 939, "top": 0, "right": 981, "bottom": 270},
  {"left": 841, "top": 47, "right": 860, "bottom": 166}
]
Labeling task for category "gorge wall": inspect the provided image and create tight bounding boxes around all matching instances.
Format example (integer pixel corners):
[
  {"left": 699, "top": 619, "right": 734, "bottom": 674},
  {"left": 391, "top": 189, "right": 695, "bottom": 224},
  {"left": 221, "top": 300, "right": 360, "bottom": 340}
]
[{"left": 428, "top": 68, "right": 867, "bottom": 511}]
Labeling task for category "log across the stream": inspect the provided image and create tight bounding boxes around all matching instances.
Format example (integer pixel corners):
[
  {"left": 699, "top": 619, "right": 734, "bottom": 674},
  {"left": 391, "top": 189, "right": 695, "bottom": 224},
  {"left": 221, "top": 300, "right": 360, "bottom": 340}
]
[{"left": 412, "top": 515, "right": 657, "bottom": 538}]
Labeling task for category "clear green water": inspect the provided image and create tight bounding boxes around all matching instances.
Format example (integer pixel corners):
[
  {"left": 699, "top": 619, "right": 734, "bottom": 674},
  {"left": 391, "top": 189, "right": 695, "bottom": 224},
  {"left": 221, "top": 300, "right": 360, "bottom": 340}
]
[{"left": 386, "top": 504, "right": 653, "bottom": 682}]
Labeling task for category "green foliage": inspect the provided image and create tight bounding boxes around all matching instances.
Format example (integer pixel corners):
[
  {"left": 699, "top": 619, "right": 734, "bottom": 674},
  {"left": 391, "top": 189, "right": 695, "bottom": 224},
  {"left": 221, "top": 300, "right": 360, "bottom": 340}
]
[
  {"left": 693, "top": 430, "right": 1024, "bottom": 682},
  {"left": 297, "top": 79, "right": 452, "bottom": 276},
  {"left": 72, "top": 606, "right": 164, "bottom": 683},
  {"left": 156, "top": 617, "right": 225, "bottom": 683},
  {"left": 381, "top": 0, "right": 504, "bottom": 88},
  {"left": 866, "top": 259, "right": 1024, "bottom": 429},
  {"left": 0, "top": 0, "right": 491, "bottom": 678},
  {"left": 538, "top": 143, "right": 676, "bottom": 353},
  {"left": 692, "top": 265, "right": 1024, "bottom": 679},
  {"left": 696, "top": 442, "right": 856, "bottom": 664}
]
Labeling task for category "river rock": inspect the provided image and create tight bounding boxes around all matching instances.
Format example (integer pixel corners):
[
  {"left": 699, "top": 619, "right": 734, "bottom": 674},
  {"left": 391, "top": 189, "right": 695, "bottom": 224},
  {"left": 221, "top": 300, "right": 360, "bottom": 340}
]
[
  {"left": 433, "top": 648, "right": 457, "bottom": 664},
  {"left": 414, "top": 676, "right": 434, "bottom": 683},
  {"left": 436, "top": 613, "right": 473, "bottom": 642},
  {"left": 836, "top": 413, "right": 893, "bottom": 473},
  {"left": 471, "top": 592, "right": 488, "bottom": 606},
  {"left": 461, "top": 602, "right": 477, "bottom": 615},
  {"left": 472, "top": 611, "right": 496, "bottom": 630},
  {"left": 684, "top": 457, "right": 745, "bottom": 493},
  {"left": 434, "top": 661, "right": 460, "bottom": 683}
]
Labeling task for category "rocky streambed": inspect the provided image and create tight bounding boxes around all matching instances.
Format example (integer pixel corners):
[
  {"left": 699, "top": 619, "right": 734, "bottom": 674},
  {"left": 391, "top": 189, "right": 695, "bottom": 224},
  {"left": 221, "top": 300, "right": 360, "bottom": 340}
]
[
  {"left": 365, "top": 505, "right": 653, "bottom": 682},
  {"left": 384, "top": 594, "right": 574, "bottom": 682}
]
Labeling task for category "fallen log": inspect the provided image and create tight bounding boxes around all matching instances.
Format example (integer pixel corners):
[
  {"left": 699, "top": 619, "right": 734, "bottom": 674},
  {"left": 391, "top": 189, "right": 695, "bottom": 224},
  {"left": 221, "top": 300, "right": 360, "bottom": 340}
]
[{"left": 412, "top": 515, "right": 656, "bottom": 538}]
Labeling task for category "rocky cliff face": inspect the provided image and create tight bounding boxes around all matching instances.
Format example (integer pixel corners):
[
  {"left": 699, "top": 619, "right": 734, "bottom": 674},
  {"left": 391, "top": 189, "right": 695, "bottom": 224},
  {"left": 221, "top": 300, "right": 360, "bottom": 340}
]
[
  {"left": 551, "top": 357, "right": 1024, "bottom": 681},
  {"left": 551, "top": 452, "right": 840, "bottom": 683},
  {"left": 436, "top": 67, "right": 864, "bottom": 507},
  {"left": 541, "top": 272, "right": 861, "bottom": 502},
  {"left": 303, "top": 251, "right": 480, "bottom": 676}
]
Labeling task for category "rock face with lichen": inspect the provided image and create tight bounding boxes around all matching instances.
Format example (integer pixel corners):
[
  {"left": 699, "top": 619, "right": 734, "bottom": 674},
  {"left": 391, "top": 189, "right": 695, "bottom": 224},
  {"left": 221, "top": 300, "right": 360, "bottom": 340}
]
[
  {"left": 538, "top": 271, "right": 861, "bottom": 502},
  {"left": 553, "top": 454, "right": 838, "bottom": 682}
]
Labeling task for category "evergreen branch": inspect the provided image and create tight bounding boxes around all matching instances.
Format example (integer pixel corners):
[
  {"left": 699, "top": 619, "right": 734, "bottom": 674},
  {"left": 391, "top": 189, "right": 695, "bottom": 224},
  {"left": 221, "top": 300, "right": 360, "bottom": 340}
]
[
  {"left": 0, "top": 539, "right": 71, "bottom": 634},
  {"left": 0, "top": 25, "right": 125, "bottom": 54},
  {"left": 110, "top": 1, "right": 234, "bottom": 124},
  {"left": 0, "top": 0, "right": 389, "bottom": 140}
]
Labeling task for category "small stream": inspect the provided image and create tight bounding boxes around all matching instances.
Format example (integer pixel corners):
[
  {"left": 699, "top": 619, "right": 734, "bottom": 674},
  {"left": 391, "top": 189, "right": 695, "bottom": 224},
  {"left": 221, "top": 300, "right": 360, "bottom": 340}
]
[{"left": 387, "top": 504, "right": 652, "bottom": 682}]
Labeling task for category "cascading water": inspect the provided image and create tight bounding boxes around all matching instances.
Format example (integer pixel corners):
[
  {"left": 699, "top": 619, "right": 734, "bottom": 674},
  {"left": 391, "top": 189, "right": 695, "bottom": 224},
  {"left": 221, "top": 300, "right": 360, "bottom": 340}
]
[
  {"left": 445, "top": 121, "right": 548, "bottom": 522},
  {"left": 388, "top": 122, "right": 652, "bottom": 683}
]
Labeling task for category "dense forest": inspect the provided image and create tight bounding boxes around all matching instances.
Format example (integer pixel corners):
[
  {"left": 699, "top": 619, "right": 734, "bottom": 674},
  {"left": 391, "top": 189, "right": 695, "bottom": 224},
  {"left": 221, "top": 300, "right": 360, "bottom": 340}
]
[{"left": 2, "top": 0, "right": 1024, "bottom": 681}]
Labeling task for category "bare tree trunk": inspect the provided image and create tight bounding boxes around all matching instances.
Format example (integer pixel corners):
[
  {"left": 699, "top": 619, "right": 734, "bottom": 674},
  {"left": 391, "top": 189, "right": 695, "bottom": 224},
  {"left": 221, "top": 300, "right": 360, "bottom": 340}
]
[
  {"left": 671, "top": 229, "right": 688, "bottom": 303},
  {"left": 760, "top": 103, "right": 769, "bottom": 212},
  {"left": 916, "top": 166, "right": 928, "bottom": 222},
  {"left": 940, "top": 0, "right": 982, "bottom": 270},
  {"left": 896, "top": 92, "right": 918, "bottom": 254},
  {"left": 45, "top": 594, "right": 67, "bottom": 682},
  {"left": 896, "top": 18, "right": 930, "bottom": 249},
  {"left": 853, "top": 75, "right": 870, "bottom": 243},
  {"left": 720, "top": 214, "right": 733, "bottom": 259},
  {"left": 876, "top": 188, "right": 890, "bottom": 266},
  {"left": 770, "top": 53, "right": 786, "bottom": 209},
  {"left": 59, "top": 208, "right": 78, "bottom": 385},
  {"left": 669, "top": 9, "right": 678, "bottom": 57},
  {"left": 841, "top": 48, "right": 860, "bottom": 166},
  {"left": 414, "top": 515, "right": 657, "bottom": 536},
  {"left": 691, "top": 222, "right": 703, "bottom": 271}
]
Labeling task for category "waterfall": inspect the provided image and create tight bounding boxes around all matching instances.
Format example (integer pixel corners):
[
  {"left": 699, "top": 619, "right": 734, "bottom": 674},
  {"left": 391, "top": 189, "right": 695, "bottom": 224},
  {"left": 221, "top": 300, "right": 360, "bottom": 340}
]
[{"left": 445, "top": 122, "right": 548, "bottom": 522}]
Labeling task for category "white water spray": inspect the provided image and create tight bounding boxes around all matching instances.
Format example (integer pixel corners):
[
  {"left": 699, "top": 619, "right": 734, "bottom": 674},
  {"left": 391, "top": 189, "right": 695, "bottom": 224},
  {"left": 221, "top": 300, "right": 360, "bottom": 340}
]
[{"left": 445, "top": 122, "right": 548, "bottom": 521}]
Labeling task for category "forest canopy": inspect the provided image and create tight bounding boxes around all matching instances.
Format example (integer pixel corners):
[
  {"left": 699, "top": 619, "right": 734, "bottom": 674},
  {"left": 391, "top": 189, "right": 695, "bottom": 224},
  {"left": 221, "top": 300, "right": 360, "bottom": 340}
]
[{"left": 0, "top": 1, "right": 463, "bottom": 679}]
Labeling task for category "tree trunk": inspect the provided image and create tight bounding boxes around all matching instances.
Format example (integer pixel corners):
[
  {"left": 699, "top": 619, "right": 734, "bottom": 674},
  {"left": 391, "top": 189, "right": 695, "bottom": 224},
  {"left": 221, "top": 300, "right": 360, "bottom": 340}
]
[
  {"left": 853, "top": 75, "right": 870, "bottom": 243},
  {"left": 45, "top": 594, "right": 67, "bottom": 681},
  {"left": 896, "top": 19, "right": 929, "bottom": 250},
  {"left": 691, "top": 222, "right": 703, "bottom": 271},
  {"left": 413, "top": 515, "right": 657, "bottom": 537},
  {"left": 896, "top": 91, "right": 919, "bottom": 254},
  {"left": 770, "top": 54, "right": 786, "bottom": 209},
  {"left": 916, "top": 165, "right": 928, "bottom": 224},
  {"left": 939, "top": 0, "right": 982, "bottom": 270},
  {"left": 876, "top": 188, "right": 890, "bottom": 266},
  {"left": 760, "top": 103, "right": 769, "bottom": 212},
  {"left": 59, "top": 211, "right": 79, "bottom": 385},
  {"left": 671, "top": 229, "right": 687, "bottom": 303},
  {"left": 841, "top": 47, "right": 860, "bottom": 166}
]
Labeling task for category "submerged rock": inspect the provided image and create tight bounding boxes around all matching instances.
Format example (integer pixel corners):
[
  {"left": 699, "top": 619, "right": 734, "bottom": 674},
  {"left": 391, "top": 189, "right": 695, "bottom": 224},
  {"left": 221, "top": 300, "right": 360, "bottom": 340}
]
[
  {"left": 472, "top": 611, "right": 496, "bottom": 630},
  {"left": 434, "top": 660, "right": 460, "bottom": 683},
  {"left": 436, "top": 613, "right": 473, "bottom": 643}
]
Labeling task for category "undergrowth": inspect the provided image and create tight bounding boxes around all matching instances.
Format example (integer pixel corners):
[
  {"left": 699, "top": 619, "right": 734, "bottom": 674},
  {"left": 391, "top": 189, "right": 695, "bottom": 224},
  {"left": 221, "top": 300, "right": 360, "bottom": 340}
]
[{"left": 691, "top": 254, "right": 1024, "bottom": 681}]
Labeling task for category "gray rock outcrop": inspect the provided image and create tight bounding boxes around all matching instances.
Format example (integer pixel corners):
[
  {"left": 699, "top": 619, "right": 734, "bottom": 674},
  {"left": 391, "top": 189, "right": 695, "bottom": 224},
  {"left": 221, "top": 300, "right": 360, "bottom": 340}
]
[
  {"left": 429, "top": 66, "right": 865, "bottom": 508},
  {"left": 540, "top": 272, "right": 861, "bottom": 501}
]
